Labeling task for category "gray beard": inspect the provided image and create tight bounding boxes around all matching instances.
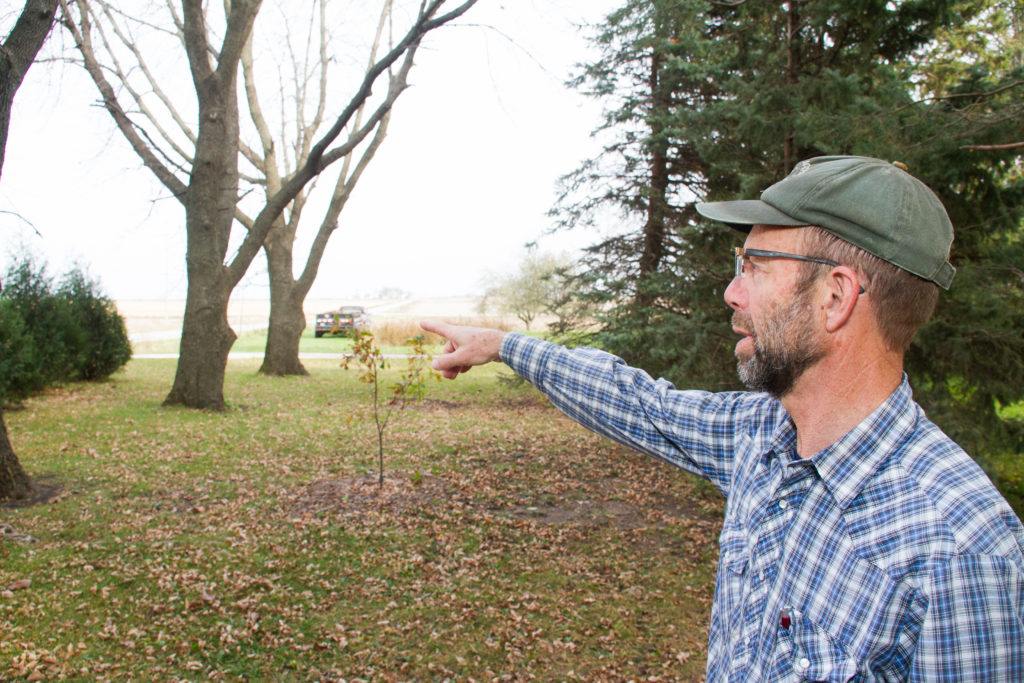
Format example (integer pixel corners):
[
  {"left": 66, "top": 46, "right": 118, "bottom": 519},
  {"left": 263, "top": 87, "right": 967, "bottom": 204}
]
[{"left": 735, "top": 297, "right": 825, "bottom": 398}]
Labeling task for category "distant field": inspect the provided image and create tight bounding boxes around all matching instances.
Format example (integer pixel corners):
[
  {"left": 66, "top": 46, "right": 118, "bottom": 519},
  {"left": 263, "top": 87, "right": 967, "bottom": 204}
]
[
  {"left": 117, "top": 297, "right": 497, "bottom": 336},
  {"left": 122, "top": 298, "right": 540, "bottom": 356}
]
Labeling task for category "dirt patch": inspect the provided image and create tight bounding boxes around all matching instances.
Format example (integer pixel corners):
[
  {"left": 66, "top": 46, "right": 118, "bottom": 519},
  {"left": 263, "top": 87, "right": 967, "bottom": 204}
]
[
  {"left": 507, "top": 498, "right": 649, "bottom": 530},
  {"left": 285, "top": 472, "right": 449, "bottom": 517},
  {"left": 408, "top": 398, "right": 462, "bottom": 411},
  {"left": 1, "top": 476, "right": 64, "bottom": 510}
]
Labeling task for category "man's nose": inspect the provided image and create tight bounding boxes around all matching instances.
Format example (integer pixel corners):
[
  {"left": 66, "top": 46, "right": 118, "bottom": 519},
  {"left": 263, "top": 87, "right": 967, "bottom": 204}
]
[{"left": 724, "top": 275, "right": 745, "bottom": 312}]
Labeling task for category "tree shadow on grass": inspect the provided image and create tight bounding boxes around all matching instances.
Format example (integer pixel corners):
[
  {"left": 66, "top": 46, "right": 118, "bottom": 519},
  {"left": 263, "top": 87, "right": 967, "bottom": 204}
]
[{"left": 1, "top": 474, "right": 64, "bottom": 510}]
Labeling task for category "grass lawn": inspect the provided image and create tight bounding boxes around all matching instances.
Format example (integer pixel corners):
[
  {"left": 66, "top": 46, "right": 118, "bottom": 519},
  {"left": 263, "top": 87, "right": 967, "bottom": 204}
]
[{"left": 0, "top": 359, "right": 724, "bottom": 681}]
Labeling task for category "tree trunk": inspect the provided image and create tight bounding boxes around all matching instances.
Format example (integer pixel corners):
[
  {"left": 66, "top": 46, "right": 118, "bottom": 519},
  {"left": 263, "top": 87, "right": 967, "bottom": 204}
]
[
  {"left": 163, "top": 275, "right": 236, "bottom": 410},
  {"left": 260, "top": 233, "right": 308, "bottom": 376},
  {"left": 0, "top": 408, "right": 32, "bottom": 501},
  {"left": 636, "top": 35, "right": 670, "bottom": 308},
  {"left": 783, "top": 0, "right": 800, "bottom": 173},
  {"left": 260, "top": 295, "right": 307, "bottom": 376},
  {"left": 164, "top": 52, "right": 243, "bottom": 407},
  {"left": 0, "top": 0, "right": 58, "bottom": 177},
  {"left": 0, "top": 0, "right": 60, "bottom": 501},
  {"left": 160, "top": 0, "right": 258, "bottom": 409}
]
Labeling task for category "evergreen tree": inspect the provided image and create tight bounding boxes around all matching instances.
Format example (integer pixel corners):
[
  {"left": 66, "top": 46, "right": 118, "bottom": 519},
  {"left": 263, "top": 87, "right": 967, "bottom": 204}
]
[{"left": 556, "top": 0, "right": 1023, "bottom": 455}]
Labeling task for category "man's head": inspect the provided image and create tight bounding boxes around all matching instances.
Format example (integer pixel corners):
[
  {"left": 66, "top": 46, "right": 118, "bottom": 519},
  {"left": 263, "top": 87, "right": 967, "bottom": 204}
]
[
  {"left": 697, "top": 156, "right": 954, "bottom": 395},
  {"left": 697, "top": 156, "right": 956, "bottom": 289}
]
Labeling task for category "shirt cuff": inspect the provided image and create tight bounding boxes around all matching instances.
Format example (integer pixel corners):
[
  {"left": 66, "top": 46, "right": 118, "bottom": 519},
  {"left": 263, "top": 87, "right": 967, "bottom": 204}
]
[{"left": 499, "top": 332, "right": 554, "bottom": 386}]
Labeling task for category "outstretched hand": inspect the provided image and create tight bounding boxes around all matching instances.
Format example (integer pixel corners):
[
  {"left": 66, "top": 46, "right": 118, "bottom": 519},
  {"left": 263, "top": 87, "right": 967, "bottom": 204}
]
[{"left": 420, "top": 320, "right": 506, "bottom": 380}]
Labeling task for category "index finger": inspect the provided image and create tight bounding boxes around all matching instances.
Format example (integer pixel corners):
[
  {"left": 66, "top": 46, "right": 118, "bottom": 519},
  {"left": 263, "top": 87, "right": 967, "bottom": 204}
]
[{"left": 419, "top": 319, "right": 453, "bottom": 339}]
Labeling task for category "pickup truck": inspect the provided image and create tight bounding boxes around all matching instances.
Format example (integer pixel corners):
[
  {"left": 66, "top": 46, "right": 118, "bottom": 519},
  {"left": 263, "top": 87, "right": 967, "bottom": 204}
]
[{"left": 314, "top": 305, "right": 371, "bottom": 337}]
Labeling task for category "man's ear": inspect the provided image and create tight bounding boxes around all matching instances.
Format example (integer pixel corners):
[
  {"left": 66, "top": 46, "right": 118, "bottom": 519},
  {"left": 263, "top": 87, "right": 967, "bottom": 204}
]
[{"left": 822, "top": 265, "right": 862, "bottom": 333}]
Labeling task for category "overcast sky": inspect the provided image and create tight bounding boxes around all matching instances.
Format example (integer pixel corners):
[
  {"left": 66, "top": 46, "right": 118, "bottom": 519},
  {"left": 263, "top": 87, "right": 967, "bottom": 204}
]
[{"left": 0, "top": 0, "right": 622, "bottom": 302}]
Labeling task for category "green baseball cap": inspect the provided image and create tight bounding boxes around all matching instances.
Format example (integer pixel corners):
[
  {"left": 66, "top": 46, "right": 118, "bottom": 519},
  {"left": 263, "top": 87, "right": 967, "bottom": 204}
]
[{"left": 696, "top": 156, "right": 956, "bottom": 289}]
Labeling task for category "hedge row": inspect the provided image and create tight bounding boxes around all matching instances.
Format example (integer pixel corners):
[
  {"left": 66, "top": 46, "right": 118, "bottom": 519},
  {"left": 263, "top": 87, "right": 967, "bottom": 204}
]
[{"left": 0, "top": 256, "right": 132, "bottom": 403}]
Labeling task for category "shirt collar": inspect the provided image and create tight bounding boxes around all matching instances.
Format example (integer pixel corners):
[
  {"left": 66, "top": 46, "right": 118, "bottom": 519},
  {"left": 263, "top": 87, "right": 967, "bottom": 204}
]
[
  {"left": 809, "top": 375, "right": 919, "bottom": 510},
  {"left": 762, "top": 376, "right": 919, "bottom": 510}
]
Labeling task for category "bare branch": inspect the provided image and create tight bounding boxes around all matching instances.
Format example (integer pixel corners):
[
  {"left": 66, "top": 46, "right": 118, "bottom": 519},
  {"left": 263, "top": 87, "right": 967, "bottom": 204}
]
[
  {"left": 90, "top": 0, "right": 195, "bottom": 163},
  {"left": 308, "top": 0, "right": 330, "bottom": 154},
  {"left": 216, "top": 0, "right": 260, "bottom": 81},
  {"left": 334, "top": 0, "right": 392, "bottom": 183},
  {"left": 0, "top": 210, "right": 43, "bottom": 237},
  {"left": 297, "top": 111, "right": 392, "bottom": 295},
  {"left": 960, "top": 141, "right": 1024, "bottom": 151},
  {"left": 96, "top": 0, "right": 179, "bottom": 39},
  {"left": 240, "top": 32, "right": 273, "bottom": 176},
  {"left": 61, "top": 0, "right": 188, "bottom": 201},
  {"left": 318, "top": 45, "right": 414, "bottom": 170},
  {"left": 304, "top": 0, "right": 475, "bottom": 172},
  {"left": 163, "top": 0, "right": 184, "bottom": 39},
  {"left": 296, "top": 0, "right": 395, "bottom": 294},
  {"left": 225, "top": 0, "right": 480, "bottom": 289},
  {"left": 180, "top": 0, "right": 213, "bottom": 86}
]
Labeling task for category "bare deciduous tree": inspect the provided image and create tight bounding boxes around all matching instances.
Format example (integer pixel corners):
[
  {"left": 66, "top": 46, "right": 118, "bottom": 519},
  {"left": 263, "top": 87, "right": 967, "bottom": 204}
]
[
  {"left": 479, "top": 250, "right": 574, "bottom": 330},
  {"left": 243, "top": 0, "right": 398, "bottom": 377},
  {"left": 60, "top": 0, "right": 479, "bottom": 408},
  {"left": 0, "top": 0, "right": 60, "bottom": 501}
]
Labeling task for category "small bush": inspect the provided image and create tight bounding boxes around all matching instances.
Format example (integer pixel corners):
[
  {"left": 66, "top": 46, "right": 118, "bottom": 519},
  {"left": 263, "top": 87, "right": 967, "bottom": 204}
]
[
  {"left": 2, "top": 256, "right": 75, "bottom": 389},
  {"left": 0, "top": 254, "right": 131, "bottom": 400},
  {"left": 59, "top": 268, "right": 132, "bottom": 381},
  {"left": 0, "top": 299, "right": 40, "bottom": 403}
]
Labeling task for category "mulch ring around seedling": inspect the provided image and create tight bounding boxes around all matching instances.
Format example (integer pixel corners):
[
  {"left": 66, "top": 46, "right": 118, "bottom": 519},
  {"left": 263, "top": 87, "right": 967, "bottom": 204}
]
[{"left": 285, "top": 471, "right": 449, "bottom": 517}]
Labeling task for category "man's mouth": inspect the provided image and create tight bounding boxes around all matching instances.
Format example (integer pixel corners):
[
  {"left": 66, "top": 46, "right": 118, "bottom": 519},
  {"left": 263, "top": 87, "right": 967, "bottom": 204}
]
[{"left": 732, "top": 315, "right": 755, "bottom": 356}]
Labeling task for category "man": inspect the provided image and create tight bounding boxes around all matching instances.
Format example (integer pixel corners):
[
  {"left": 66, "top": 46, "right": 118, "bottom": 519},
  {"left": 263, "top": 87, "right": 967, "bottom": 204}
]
[{"left": 421, "top": 156, "right": 1024, "bottom": 681}]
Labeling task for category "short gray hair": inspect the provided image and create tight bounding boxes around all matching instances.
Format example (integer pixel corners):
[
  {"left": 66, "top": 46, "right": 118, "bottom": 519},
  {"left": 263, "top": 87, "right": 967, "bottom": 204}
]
[{"left": 798, "top": 226, "right": 939, "bottom": 353}]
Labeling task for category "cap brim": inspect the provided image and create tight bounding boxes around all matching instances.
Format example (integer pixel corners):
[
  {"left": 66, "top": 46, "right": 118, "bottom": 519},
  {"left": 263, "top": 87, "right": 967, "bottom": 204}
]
[{"left": 695, "top": 200, "right": 806, "bottom": 232}]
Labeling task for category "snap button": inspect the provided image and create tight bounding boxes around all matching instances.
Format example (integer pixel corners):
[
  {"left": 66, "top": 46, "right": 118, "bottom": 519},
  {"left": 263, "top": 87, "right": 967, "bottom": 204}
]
[
  {"left": 779, "top": 499, "right": 789, "bottom": 510},
  {"left": 797, "top": 657, "right": 811, "bottom": 670}
]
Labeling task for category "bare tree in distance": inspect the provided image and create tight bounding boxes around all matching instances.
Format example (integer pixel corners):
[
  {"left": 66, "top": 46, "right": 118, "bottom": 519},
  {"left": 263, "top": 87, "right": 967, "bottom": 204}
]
[
  {"left": 59, "top": 0, "right": 480, "bottom": 409},
  {"left": 0, "top": 0, "right": 60, "bottom": 501},
  {"left": 248, "top": 0, "right": 397, "bottom": 376},
  {"left": 478, "top": 249, "right": 574, "bottom": 330}
]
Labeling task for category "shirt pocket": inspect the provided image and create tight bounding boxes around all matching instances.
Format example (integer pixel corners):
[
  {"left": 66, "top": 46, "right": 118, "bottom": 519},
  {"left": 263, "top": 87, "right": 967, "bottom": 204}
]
[
  {"left": 714, "top": 523, "right": 750, "bottom": 629},
  {"left": 719, "top": 523, "right": 750, "bottom": 575},
  {"left": 774, "top": 609, "right": 859, "bottom": 682}
]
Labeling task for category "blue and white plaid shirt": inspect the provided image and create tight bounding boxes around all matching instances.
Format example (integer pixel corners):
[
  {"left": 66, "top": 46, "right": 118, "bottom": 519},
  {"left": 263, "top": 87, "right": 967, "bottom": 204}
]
[{"left": 501, "top": 333, "right": 1024, "bottom": 682}]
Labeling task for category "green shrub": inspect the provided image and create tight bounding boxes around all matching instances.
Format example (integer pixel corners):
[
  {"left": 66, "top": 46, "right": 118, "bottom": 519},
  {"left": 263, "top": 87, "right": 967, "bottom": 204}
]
[
  {"left": 58, "top": 267, "right": 132, "bottom": 381},
  {"left": 0, "top": 299, "right": 40, "bottom": 403},
  {"left": 1, "top": 255, "right": 69, "bottom": 390},
  {"left": 0, "top": 254, "right": 131, "bottom": 399}
]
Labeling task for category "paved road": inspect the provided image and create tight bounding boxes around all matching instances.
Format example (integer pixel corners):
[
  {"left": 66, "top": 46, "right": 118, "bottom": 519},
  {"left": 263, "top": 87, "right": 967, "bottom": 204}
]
[{"left": 129, "top": 323, "right": 268, "bottom": 343}]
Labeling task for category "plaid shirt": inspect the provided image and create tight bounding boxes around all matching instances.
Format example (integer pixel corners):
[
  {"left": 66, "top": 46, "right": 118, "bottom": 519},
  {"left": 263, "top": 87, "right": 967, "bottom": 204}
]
[{"left": 501, "top": 333, "right": 1024, "bottom": 682}]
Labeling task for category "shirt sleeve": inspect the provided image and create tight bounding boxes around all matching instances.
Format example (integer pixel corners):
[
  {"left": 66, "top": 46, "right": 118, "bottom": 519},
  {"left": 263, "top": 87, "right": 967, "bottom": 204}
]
[
  {"left": 910, "top": 554, "right": 1024, "bottom": 681},
  {"left": 499, "top": 332, "right": 753, "bottom": 496}
]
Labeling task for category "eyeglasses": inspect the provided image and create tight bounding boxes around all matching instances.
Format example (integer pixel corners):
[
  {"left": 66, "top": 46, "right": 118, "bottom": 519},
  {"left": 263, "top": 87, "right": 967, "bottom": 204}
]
[
  {"left": 734, "top": 247, "right": 866, "bottom": 293},
  {"left": 734, "top": 247, "right": 841, "bottom": 279}
]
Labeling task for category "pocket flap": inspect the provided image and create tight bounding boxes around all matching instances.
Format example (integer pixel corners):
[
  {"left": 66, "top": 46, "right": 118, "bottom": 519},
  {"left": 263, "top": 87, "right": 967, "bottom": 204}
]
[
  {"left": 718, "top": 523, "right": 749, "bottom": 575},
  {"left": 787, "top": 612, "right": 858, "bottom": 682}
]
